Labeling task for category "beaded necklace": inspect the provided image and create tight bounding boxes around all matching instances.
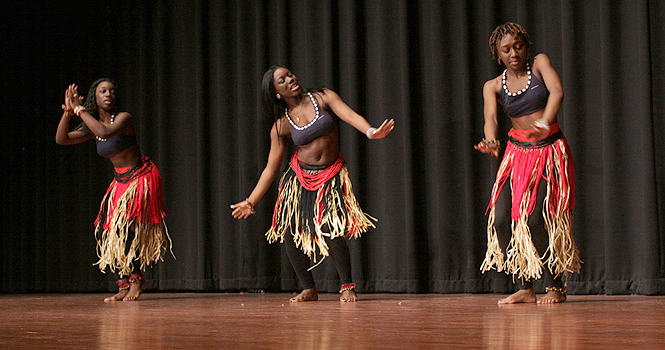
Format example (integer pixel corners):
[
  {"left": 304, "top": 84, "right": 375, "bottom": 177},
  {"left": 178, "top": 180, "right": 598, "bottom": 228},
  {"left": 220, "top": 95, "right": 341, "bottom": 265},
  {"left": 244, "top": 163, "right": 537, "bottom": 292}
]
[
  {"left": 502, "top": 62, "right": 532, "bottom": 97},
  {"left": 285, "top": 93, "right": 319, "bottom": 131},
  {"left": 95, "top": 114, "right": 115, "bottom": 141}
]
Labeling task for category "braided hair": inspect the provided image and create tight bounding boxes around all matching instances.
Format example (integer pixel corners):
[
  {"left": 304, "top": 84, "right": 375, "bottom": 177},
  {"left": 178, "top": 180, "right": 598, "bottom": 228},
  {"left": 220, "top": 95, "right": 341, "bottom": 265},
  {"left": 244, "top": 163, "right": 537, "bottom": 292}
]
[{"left": 489, "top": 22, "right": 533, "bottom": 61}]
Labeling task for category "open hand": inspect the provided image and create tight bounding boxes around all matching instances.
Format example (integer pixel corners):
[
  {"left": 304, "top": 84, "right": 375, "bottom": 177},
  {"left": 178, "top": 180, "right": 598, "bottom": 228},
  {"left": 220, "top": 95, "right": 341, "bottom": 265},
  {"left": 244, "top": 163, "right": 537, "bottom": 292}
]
[
  {"left": 64, "top": 84, "right": 84, "bottom": 112},
  {"left": 368, "top": 119, "right": 395, "bottom": 139},
  {"left": 67, "top": 84, "right": 83, "bottom": 108}
]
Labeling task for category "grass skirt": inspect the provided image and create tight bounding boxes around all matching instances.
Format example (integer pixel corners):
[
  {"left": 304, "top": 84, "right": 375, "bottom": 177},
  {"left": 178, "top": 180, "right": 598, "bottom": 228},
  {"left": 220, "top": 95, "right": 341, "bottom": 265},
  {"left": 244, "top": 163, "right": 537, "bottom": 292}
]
[
  {"left": 266, "top": 153, "right": 376, "bottom": 263},
  {"left": 94, "top": 157, "right": 172, "bottom": 276},
  {"left": 480, "top": 124, "right": 581, "bottom": 280}
]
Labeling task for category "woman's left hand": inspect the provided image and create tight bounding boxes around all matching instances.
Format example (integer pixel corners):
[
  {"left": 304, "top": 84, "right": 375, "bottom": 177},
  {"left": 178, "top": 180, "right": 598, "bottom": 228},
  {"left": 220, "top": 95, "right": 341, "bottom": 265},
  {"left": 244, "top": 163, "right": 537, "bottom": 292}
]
[
  {"left": 525, "top": 122, "right": 549, "bottom": 140},
  {"left": 368, "top": 119, "right": 395, "bottom": 139}
]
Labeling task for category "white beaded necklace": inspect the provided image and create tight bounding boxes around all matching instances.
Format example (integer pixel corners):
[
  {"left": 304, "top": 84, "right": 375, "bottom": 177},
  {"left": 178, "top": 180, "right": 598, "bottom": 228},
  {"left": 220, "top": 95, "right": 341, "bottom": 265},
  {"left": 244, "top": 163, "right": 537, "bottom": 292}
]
[
  {"left": 95, "top": 114, "right": 115, "bottom": 141},
  {"left": 285, "top": 93, "right": 319, "bottom": 130},
  {"left": 502, "top": 63, "right": 532, "bottom": 97}
]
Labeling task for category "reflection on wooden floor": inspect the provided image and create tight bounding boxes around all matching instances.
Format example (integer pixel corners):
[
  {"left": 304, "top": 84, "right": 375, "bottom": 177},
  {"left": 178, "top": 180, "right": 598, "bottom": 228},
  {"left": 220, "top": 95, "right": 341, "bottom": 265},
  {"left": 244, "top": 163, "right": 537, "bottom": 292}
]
[{"left": 1, "top": 293, "right": 664, "bottom": 349}]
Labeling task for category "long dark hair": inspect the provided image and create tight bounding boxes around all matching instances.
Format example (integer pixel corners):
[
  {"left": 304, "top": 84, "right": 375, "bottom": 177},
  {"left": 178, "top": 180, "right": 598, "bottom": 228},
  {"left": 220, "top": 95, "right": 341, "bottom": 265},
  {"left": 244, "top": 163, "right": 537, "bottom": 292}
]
[
  {"left": 261, "top": 66, "right": 325, "bottom": 123},
  {"left": 83, "top": 78, "right": 119, "bottom": 120},
  {"left": 74, "top": 78, "right": 119, "bottom": 133},
  {"left": 261, "top": 66, "right": 288, "bottom": 124}
]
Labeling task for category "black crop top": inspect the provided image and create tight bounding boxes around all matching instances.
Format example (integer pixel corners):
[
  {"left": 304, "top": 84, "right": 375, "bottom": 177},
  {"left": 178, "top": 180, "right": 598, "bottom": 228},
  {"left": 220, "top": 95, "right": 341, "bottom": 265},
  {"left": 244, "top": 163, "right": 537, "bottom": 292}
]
[
  {"left": 95, "top": 134, "right": 137, "bottom": 158},
  {"left": 286, "top": 92, "right": 336, "bottom": 146},
  {"left": 501, "top": 71, "right": 550, "bottom": 118}
]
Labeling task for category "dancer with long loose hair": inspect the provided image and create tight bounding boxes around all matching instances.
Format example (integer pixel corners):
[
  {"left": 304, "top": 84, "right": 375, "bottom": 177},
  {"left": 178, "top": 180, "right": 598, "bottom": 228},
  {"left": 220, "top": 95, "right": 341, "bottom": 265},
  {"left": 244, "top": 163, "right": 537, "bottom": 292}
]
[
  {"left": 56, "top": 79, "right": 172, "bottom": 302},
  {"left": 231, "top": 66, "right": 394, "bottom": 302}
]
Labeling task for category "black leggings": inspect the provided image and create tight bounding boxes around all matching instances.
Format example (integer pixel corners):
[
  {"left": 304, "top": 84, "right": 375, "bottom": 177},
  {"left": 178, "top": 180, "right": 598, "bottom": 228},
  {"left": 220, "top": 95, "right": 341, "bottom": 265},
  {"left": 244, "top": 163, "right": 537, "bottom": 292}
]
[
  {"left": 284, "top": 228, "right": 352, "bottom": 290},
  {"left": 121, "top": 227, "right": 142, "bottom": 279},
  {"left": 494, "top": 175, "right": 564, "bottom": 290}
]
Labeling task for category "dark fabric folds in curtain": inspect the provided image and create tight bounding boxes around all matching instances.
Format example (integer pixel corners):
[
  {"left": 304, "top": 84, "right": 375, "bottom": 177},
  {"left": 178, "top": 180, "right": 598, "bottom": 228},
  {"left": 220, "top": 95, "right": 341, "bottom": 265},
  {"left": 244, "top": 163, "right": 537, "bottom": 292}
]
[{"left": 2, "top": 0, "right": 664, "bottom": 294}]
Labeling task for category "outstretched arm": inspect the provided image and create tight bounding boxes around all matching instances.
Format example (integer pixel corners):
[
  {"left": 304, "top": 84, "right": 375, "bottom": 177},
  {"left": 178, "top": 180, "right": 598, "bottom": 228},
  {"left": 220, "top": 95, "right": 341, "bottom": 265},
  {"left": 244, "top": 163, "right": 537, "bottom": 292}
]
[
  {"left": 322, "top": 89, "right": 395, "bottom": 139},
  {"left": 231, "top": 123, "right": 288, "bottom": 219}
]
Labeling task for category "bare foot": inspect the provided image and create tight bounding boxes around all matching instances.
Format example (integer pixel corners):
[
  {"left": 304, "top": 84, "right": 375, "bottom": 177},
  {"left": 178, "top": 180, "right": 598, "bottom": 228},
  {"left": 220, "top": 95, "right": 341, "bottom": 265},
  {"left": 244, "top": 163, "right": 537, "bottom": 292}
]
[
  {"left": 340, "top": 289, "right": 357, "bottom": 302},
  {"left": 123, "top": 275, "right": 145, "bottom": 301},
  {"left": 290, "top": 287, "right": 318, "bottom": 302},
  {"left": 104, "top": 279, "right": 130, "bottom": 302},
  {"left": 498, "top": 288, "right": 537, "bottom": 304},
  {"left": 538, "top": 290, "right": 566, "bottom": 304}
]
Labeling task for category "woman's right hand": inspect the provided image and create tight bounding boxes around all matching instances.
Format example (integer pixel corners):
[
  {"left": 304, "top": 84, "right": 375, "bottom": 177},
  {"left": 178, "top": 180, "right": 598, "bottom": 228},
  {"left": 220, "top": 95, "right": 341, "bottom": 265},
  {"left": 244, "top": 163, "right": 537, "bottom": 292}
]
[
  {"left": 230, "top": 199, "right": 256, "bottom": 219},
  {"left": 474, "top": 140, "right": 500, "bottom": 158},
  {"left": 63, "top": 84, "right": 83, "bottom": 113},
  {"left": 67, "top": 84, "right": 83, "bottom": 108}
]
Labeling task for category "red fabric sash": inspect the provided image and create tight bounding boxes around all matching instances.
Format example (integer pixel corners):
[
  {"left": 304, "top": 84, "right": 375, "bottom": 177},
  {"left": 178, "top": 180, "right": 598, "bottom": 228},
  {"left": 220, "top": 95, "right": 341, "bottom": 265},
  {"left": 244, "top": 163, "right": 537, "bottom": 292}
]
[
  {"left": 508, "top": 122, "right": 560, "bottom": 142},
  {"left": 487, "top": 123, "right": 575, "bottom": 220},
  {"left": 290, "top": 151, "right": 344, "bottom": 191},
  {"left": 95, "top": 156, "right": 166, "bottom": 230}
]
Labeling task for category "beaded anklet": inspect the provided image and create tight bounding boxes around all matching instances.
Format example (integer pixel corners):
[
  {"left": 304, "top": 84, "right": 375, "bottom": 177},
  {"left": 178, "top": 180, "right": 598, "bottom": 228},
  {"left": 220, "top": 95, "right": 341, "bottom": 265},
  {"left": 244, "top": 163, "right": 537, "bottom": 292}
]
[
  {"left": 545, "top": 286, "right": 568, "bottom": 295},
  {"left": 339, "top": 283, "right": 356, "bottom": 293},
  {"left": 116, "top": 279, "right": 130, "bottom": 291},
  {"left": 129, "top": 273, "right": 144, "bottom": 284}
]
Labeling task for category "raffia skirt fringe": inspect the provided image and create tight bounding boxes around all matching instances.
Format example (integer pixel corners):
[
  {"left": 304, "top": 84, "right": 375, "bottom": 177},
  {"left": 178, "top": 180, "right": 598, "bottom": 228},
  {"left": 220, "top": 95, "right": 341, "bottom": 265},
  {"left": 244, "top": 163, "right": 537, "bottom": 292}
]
[
  {"left": 94, "top": 157, "right": 172, "bottom": 276},
  {"left": 480, "top": 127, "right": 582, "bottom": 281},
  {"left": 266, "top": 164, "right": 376, "bottom": 264}
]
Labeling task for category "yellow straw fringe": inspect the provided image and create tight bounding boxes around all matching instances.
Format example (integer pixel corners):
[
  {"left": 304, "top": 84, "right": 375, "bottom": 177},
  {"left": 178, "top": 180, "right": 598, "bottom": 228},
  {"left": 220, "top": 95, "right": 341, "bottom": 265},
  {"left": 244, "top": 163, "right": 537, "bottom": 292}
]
[
  {"left": 94, "top": 177, "right": 172, "bottom": 276},
  {"left": 266, "top": 167, "right": 376, "bottom": 263},
  {"left": 543, "top": 145, "right": 581, "bottom": 277},
  {"left": 480, "top": 150, "right": 513, "bottom": 274},
  {"left": 481, "top": 140, "right": 581, "bottom": 281},
  {"left": 480, "top": 206, "right": 505, "bottom": 273}
]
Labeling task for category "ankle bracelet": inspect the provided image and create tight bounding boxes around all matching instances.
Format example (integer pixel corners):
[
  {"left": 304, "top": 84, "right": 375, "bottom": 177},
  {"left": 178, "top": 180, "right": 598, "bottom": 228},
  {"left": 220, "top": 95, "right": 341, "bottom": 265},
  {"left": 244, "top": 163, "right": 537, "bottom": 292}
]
[
  {"left": 129, "top": 273, "right": 144, "bottom": 283},
  {"left": 339, "top": 283, "right": 356, "bottom": 293},
  {"left": 116, "top": 280, "right": 130, "bottom": 291},
  {"left": 545, "top": 286, "right": 568, "bottom": 295}
]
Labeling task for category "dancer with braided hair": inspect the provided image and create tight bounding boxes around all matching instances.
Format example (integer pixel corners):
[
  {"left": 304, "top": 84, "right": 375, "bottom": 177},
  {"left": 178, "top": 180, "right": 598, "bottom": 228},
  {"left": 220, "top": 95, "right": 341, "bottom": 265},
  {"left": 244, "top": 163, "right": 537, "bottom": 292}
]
[
  {"left": 231, "top": 66, "right": 394, "bottom": 302},
  {"left": 475, "top": 23, "right": 581, "bottom": 304},
  {"left": 56, "top": 79, "right": 172, "bottom": 302}
]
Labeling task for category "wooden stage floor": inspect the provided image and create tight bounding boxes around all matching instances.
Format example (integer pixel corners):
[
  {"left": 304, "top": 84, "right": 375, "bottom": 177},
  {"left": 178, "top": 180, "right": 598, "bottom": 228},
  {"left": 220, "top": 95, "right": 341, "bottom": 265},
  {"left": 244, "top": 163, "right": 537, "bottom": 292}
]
[{"left": 1, "top": 293, "right": 664, "bottom": 349}]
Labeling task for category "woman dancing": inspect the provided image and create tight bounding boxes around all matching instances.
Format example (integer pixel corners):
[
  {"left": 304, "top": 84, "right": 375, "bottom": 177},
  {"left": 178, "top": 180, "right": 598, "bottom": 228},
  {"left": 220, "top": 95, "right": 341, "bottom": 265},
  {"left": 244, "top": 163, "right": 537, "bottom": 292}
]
[
  {"left": 475, "top": 23, "right": 581, "bottom": 304},
  {"left": 231, "top": 66, "right": 394, "bottom": 302},
  {"left": 56, "top": 79, "right": 172, "bottom": 302}
]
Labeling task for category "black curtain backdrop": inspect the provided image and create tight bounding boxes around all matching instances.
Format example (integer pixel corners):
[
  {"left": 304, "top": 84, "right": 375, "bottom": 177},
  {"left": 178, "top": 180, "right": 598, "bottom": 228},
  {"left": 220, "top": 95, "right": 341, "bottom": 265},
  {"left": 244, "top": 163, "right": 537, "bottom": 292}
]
[{"left": 2, "top": 0, "right": 664, "bottom": 294}]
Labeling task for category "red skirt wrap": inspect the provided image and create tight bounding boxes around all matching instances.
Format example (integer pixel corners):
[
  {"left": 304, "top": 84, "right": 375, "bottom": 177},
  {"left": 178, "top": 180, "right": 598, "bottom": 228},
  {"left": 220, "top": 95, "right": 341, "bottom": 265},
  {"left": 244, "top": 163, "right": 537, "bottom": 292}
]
[
  {"left": 481, "top": 123, "right": 581, "bottom": 280},
  {"left": 266, "top": 151, "right": 376, "bottom": 264},
  {"left": 93, "top": 156, "right": 171, "bottom": 276}
]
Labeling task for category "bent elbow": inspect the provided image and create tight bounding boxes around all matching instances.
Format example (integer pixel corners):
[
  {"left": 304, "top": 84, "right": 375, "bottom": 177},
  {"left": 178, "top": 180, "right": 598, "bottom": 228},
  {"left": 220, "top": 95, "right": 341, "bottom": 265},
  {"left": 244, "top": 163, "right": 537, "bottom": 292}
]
[{"left": 552, "top": 88, "right": 564, "bottom": 102}]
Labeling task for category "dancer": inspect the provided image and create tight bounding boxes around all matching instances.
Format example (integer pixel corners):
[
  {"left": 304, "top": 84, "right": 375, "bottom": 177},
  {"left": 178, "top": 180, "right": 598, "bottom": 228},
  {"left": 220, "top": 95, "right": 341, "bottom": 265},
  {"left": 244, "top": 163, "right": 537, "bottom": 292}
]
[
  {"left": 475, "top": 23, "right": 581, "bottom": 304},
  {"left": 56, "top": 79, "right": 172, "bottom": 302},
  {"left": 231, "top": 66, "right": 394, "bottom": 302}
]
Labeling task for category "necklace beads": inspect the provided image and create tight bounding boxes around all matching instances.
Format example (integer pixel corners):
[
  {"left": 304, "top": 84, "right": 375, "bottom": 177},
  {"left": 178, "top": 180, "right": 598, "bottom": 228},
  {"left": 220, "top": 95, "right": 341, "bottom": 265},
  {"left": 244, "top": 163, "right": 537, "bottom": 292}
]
[
  {"left": 285, "top": 93, "right": 320, "bottom": 131},
  {"left": 95, "top": 114, "right": 115, "bottom": 141},
  {"left": 502, "top": 63, "right": 532, "bottom": 97}
]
